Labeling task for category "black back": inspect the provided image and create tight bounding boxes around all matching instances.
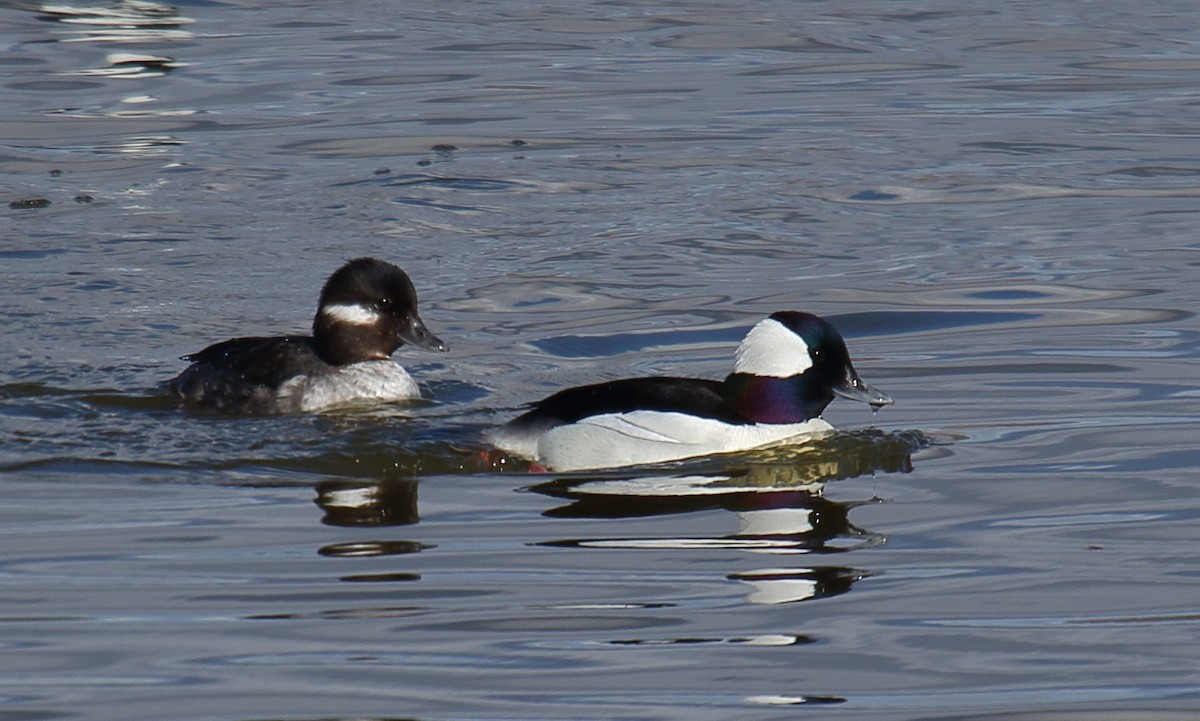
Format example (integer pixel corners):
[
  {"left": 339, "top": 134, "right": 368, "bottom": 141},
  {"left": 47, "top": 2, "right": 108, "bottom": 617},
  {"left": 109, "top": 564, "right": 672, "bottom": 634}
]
[
  {"left": 169, "top": 336, "right": 324, "bottom": 412},
  {"left": 505, "top": 376, "right": 750, "bottom": 434}
]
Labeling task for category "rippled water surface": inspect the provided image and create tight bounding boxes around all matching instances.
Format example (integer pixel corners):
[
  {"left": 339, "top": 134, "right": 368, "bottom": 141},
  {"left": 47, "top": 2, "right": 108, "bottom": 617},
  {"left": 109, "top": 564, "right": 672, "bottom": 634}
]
[{"left": 3, "top": 1, "right": 1200, "bottom": 719}]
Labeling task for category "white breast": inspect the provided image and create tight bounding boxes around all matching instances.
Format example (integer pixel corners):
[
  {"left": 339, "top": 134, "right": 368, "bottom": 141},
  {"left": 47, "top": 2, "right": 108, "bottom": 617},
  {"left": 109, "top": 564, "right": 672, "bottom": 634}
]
[
  {"left": 280, "top": 360, "right": 421, "bottom": 412},
  {"left": 535, "top": 411, "right": 834, "bottom": 471}
]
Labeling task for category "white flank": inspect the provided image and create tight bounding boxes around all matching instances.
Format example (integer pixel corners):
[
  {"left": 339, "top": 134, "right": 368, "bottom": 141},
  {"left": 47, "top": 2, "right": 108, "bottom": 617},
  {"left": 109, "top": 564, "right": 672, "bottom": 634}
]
[
  {"left": 485, "top": 424, "right": 542, "bottom": 461},
  {"left": 536, "top": 410, "right": 833, "bottom": 471},
  {"left": 280, "top": 360, "right": 420, "bottom": 412},
  {"left": 320, "top": 303, "right": 381, "bottom": 326},
  {"left": 732, "top": 317, "right": 814, "bottom": 378}
]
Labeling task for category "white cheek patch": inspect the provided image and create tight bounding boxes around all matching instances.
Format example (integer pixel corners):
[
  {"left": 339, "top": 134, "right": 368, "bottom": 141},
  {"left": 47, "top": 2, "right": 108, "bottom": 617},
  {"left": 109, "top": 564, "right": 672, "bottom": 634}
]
[
  {"left": 732, "top": 317, "right": 814, "bottom": 378},
  {"left": 321, "top": 303, "right": 381, "bottom": 327}
]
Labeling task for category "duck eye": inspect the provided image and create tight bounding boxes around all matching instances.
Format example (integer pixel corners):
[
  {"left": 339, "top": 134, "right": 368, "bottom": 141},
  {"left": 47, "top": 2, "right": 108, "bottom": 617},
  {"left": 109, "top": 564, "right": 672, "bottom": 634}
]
[{"left": 377, "top": 297, "right": 392, "bottom": 309}]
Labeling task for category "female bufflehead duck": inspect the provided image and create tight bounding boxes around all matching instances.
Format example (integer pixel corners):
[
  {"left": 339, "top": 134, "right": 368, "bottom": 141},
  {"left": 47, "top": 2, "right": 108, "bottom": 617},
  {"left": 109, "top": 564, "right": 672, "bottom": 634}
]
[
  {"left": 169, "top": 257, "right": 446, "bottom": 413},
  {"left": 488, "top": 311, "right": 891, "bottom": 471}
]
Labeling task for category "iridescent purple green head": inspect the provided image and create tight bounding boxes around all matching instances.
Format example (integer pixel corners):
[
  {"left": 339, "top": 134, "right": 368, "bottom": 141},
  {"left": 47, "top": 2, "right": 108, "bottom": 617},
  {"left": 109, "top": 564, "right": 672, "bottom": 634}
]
[{"left": 722, "top": 311, "right": 892, "bottom": 424}]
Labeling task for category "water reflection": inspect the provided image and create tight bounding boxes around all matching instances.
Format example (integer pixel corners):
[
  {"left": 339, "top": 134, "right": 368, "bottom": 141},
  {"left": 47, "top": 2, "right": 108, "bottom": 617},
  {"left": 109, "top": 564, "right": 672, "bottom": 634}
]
[
  {"left": 314, "top": 478, "right": 432, "bottom": 569},
  {"left": 72, "top": 52, "right": 180, "bottom": 78},
  {"left": 314, "top": 478, "right": 420, "bottom": 527},
  {"left": 23, "top": 0, "right": 195, "bottom": 129},
  {"left": 534, "top": 475, "right": 874, "bottom": 605},
  {"left": 605, "top": 632, "right": 815, "bottom": 648},
  {"left": 35, "top": 0, "right": 194, "bottom": 44},
  {"left": 730, "top": 567, "right": 868, "bottom": 606},
  {"left": 530, "top": 430, "right": 921, "bottom": 605},
  {"left": 534, "top": 478, "right": 876, "bottom": 551}
]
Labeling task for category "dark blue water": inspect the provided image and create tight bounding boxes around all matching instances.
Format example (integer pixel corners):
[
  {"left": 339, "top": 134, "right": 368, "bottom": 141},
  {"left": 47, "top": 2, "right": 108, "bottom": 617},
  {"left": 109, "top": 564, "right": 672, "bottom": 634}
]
[{"left": 2, "top": 1, "right": 1199, "bottom": 719}]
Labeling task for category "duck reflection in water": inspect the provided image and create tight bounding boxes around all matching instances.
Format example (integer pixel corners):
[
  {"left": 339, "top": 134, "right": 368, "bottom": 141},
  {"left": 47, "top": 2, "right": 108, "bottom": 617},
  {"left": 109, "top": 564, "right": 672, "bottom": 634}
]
[
  {"left": 314, "top": 477, "right": 419, "bottom": 528},
  {"left": 531, "top": 429, "right": 923, "bottom": 604},
  {"left": 313, "top": 478, "right": 432, "bottom": 575}
]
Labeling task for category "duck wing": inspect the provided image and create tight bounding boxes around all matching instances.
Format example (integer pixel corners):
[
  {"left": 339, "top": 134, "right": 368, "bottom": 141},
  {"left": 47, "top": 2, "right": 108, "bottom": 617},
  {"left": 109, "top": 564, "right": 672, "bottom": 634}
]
[
  {"left": 170, "top": 336, "right": 323, "bottom": 411},
  {"left": 528, "top": 377, "right": 743, "bottom": 425}
]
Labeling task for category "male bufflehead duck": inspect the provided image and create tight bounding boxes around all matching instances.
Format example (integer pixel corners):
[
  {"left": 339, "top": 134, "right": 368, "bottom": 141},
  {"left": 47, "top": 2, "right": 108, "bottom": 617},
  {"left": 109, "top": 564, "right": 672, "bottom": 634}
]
[
  {"left": 169, "top": 257, "right": 446, "bottom": 413},
  {"left": 488, "top": 311, "right": 891, "bottom": 471}
]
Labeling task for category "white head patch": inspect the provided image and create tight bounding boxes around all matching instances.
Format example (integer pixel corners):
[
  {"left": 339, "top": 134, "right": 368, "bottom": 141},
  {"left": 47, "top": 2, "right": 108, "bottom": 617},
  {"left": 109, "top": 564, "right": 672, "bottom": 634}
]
[
  {"left": 732, "top": 317, "right": 813, "bottom": 378},
  {"left": 321, "top": 303, "right": 381, "bottom": 327}
]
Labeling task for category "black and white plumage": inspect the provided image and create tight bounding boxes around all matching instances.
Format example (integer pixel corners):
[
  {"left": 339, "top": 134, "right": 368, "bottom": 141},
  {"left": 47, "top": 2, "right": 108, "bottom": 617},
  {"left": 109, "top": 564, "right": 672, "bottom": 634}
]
[
  {"left": 169, "top": 257, "right": 446, "bottom": 413},
  {"left": 488, "top": 311, "right": 891, "bottom": 471}
]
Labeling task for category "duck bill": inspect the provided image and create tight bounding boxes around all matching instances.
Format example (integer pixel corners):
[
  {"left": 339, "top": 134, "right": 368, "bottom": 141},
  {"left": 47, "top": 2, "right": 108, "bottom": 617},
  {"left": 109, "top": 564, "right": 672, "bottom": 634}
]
[
  {"left": 398, "top": 316, "right": 448, "bottom": 352},
  {"left": 833, "top": 370, "right": 893, "bottom": 409}
]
